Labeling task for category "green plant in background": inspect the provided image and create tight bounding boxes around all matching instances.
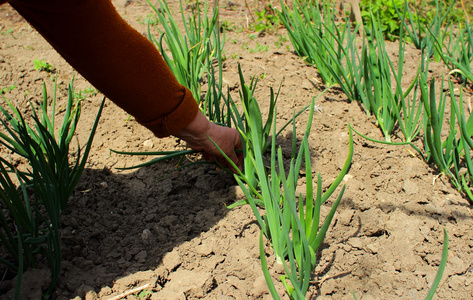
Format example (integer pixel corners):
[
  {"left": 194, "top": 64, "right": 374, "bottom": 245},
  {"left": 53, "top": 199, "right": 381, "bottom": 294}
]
[
  {"left": 33, "top": 59, "right": 55, "bottom": 73},
  {"left": 282, "top": 0, "right": 420, "bottom": 142},
  {"left": 416, "top": 60, "right": 473, "bottom": 204},
  {"left": 244, "top": 41, "right": 270, "bottom": 53},
  {"left": 448, "top": 23, "right": 473, "bottom": 85},
  {"left": 136, "top": 289, "right": 153, "bottom": 299},
  {"left": 394, "top": 0, "right": 426, "bottom": 49},
  {"left": 361, "top": 0, "right": 456, "bottom": 48},
  {"left": 281, "top": 0, "right": 473, "bottom": 204},
  {"left": 74, "top": 87, "right": 98, "bottom": 101},
  {"left": 430, "top": 20, "right": 473, "bottom": 86},
  {"left": 0, "top": 79, "right": 104, "bottom": 298},
  {"left": 251, "top": 4, "right": 281, "bottom": 33},
  {"left": 279, "top": 0, "right": 350, "bottom": 87},
  {"left": 202, "top": 45, "right": 231, "bottom": 127},
  {"left": 360, "top": 15, "right": 398, "bottom": 140},
  {"left": 360, "top": 0, "right": 407, "bottom": 40},
  {"left": 353, "top": 47, "right": 473, "bottom": 203},
  {"left": 394, "top": 0, "right": 455, "bottom": 59},
  {"left": 146, "top": 0, "right": 222, "bottom": 105},
  {"left": 146, "top": 0, "right": 230, "bottom": 126},
  {"left": 275, "top": 34, "right": 288, "bottom": 49},
  {"left": 417, "top": 0, "right": 466, "bottom": 24},
  {"left": 279, "top": 0, "right": 370, "bottom": 106},
  {"left": 1, "top": 28, "right": 16, "bottom": 39},
  {"left": 358, "top": 11, "right": 421, "bottom": 142},
  {"left": 392, "top": 73, "right": 423, "bottom": 144},
  {"left": 425, "top": 0, "right": 456, "bottom": 62},
  {"left": 145, "top": 12, "right": 159, "bottom": 26},
  {"left": 220, "top": 20, "right": 240, "bottom": 32}
]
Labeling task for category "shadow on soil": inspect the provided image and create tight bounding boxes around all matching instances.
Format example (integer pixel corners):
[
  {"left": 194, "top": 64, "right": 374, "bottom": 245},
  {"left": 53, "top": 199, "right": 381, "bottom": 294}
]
[
  {"left": 54, "top": 131, "right": 308, "bottom": 296},
  {"left": 57, "top": 158, "right": 236, "bottom": 296}
]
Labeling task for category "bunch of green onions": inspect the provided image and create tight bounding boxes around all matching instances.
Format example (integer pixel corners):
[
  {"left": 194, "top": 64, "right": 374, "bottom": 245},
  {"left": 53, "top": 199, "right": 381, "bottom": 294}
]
[
  {"left": 216, "top": 95, "right": 353, "bottom": 299},
  {"left": 213, "top": 77, "right": 353, "bottom": 298},
  {"left": 0, "top": 79, "right": 104, "bottom": 298},
  {"left": 430, "top": 20, "right": 473, "bottom": 86},
  {"left": 146, "top": 0, "right": 222, "bottom": 106},
  {"left": 394, "top": 0, "right": 455, "bottom": 60},
  {"left": 421, "top": 73, "right": 473, "bottom": 204},
  {"left": 278, "top": 0, "right": 358, "bottom": 90},
  {"left": 279, "top": 0, "right": 421, "bottom": 143}
]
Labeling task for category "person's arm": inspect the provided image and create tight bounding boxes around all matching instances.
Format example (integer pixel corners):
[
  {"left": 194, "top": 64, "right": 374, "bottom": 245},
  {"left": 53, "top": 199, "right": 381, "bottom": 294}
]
[
  {"left": 8, "top": 0, "right": 242, "bottom": 169},
  {"left": 9, "top": 0, "right": 197, "bottom": 137}
]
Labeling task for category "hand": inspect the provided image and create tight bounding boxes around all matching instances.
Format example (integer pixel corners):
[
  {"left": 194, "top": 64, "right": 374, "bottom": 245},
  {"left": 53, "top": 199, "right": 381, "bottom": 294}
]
[{"left": 174, "top": 111, "right": 243, "bottom": 172}]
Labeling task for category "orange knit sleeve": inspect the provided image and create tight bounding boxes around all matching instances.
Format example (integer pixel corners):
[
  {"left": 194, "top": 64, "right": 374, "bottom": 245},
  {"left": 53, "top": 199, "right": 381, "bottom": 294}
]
[{"left": 8, "top": 0, "right": 199, "bottom": 138}]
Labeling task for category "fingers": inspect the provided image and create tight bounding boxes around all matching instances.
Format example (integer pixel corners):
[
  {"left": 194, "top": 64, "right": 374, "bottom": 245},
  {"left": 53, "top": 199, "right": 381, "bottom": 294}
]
[
  {"left": 175, "top": 116, "right": 242, "bottom": 173},
  {"left": 234, "top": 132, "right": 244, "bottom": 169},
  {"left": 204, "top": 152, "right": 239, "bottom": 173},
  {"left": 228, "top": 129, "right": 244, "bottom": 171},
  {"left": 225, "top": 149, "right": 241, "bottom": 172},
  {"left": 207, "top": 126, "right": 242, "bottom": 172}
]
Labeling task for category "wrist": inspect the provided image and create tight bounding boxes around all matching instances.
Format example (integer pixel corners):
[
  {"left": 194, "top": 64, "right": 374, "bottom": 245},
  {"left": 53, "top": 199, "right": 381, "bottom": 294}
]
[{"left": 174, "top": 111, "right": 212, "bottom": 148}]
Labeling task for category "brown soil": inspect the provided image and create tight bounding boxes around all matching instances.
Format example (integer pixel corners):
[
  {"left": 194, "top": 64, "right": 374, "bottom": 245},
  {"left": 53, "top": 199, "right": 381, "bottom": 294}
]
[{"left": 0, "top": 1, "right": 472, "bottom": 299}]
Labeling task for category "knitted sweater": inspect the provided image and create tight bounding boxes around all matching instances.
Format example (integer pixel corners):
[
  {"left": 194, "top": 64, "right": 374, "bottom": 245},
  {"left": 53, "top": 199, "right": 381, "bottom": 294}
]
[{"left": 3, "top": 0, "right": 199, "bottom": 137}]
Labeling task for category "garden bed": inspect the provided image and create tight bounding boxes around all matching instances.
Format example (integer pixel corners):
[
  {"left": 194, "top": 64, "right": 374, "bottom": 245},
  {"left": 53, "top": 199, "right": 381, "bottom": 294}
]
[{"left": 0, "top": 0, "right": 472, "bottom": 299}]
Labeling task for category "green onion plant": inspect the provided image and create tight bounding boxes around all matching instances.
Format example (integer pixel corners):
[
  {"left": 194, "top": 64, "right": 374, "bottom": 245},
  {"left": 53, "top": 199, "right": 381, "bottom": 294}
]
[
  {"left": 224, "top": 65, "right": 330, "bottom": 208},
  {"left": 202, "top": 48, "right": 230, "bottom": 127},
  {"left": 449, "top": 23, "right": 473, "bottom": 85},
  {"left": 430, "top": 21, "right": 473, "bottom": 86},
  {"left": 278, "top": 0, "right": 338, "bottom": 86},
  {"left": 280, "top": 1, "right": 422, "bottom": 142},
  {"left": 0, "top": 164, "right": 29, "bottom": 300},
  {"left": 224, "top": 64, "right": 279, "bottom": 194},
  {"left": 281, "top": 0, "right": 472, "bottom": 205},
  {"left": 353, "top": 49, "right": 473, "bottom": 203},
  {"left": 360, "top": 13, "right": 399, "bottom": 141},
  {"left": 0, "top": 79, "right": 104, "bottom": 298},
  {"left": 314, "top": 17, "right": 363, "bottom": 104},
  {"left": 418, "top": 68, "right": 473, "bottom": 204},
  {"left": 450, "top": 84, "right": 473, "bottom": 204},
  {"left": 213, "top": 96, "right": 353, "bottom": 298},
  {"left": 394, "top": 0, "right": 455, "bottom": 60},
  {"left": 355, "top": 10, "right": 420, "bottom": 142},
  {"left": 420, "top": 73, "right": 462, "bottom": 191},
  {"left": 146, "top": 0, "right": 222, "bottom": 106},
  {"left": 278, "top": 0, "right": 361, "bottom": 93}
]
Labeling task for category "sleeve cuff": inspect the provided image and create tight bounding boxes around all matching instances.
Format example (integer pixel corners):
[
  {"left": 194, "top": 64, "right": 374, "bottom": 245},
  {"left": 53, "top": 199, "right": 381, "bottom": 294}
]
[{"left": 138, "top": 87, "right": 200, "bottom": 138}]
